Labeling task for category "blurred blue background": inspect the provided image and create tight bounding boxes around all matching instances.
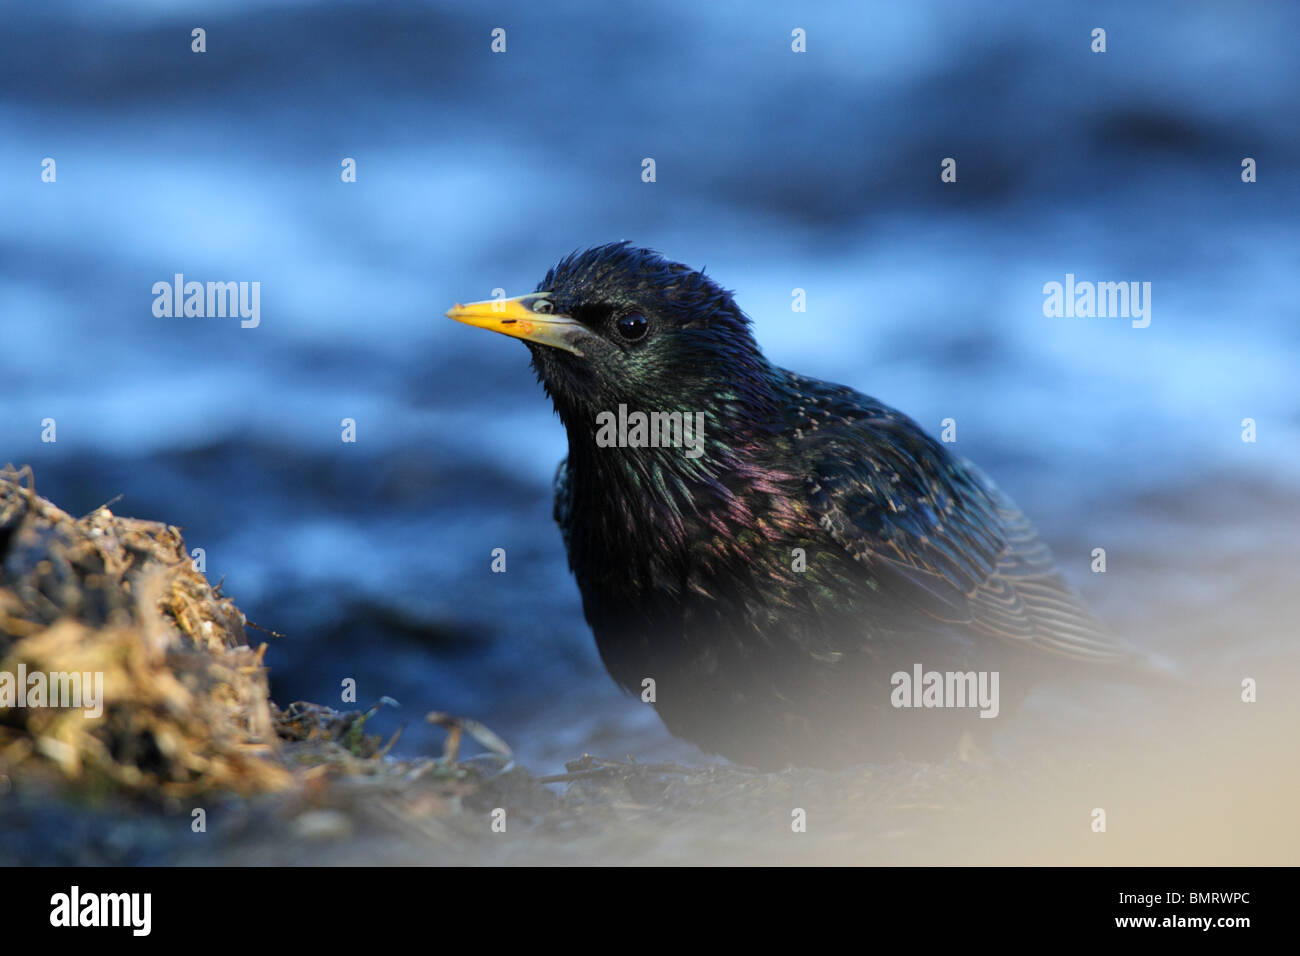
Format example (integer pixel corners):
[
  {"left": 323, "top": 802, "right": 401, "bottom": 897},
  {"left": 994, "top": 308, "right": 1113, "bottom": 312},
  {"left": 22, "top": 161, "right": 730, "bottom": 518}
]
[{"left": 3, "top": 0, "right": 1297, "bottom": 769}]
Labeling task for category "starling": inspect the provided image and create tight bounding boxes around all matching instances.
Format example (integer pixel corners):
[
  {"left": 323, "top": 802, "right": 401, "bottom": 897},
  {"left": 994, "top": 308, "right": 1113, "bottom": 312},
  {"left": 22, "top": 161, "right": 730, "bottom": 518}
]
[{"left": 448, "top": 242, "right": 1155, "bottom": 769}]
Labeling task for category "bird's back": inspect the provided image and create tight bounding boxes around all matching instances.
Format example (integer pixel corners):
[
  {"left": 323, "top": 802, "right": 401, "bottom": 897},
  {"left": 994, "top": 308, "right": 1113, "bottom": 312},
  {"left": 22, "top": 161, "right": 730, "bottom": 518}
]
[{"left": 777, "top": 369, "right": 1134, "bottom": 667}]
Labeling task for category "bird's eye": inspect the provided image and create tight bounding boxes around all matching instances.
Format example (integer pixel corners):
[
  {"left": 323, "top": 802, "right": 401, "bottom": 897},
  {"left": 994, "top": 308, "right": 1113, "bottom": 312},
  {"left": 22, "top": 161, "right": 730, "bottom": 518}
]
[
  {"left": 615, "top": 313, "right": 648, "bottom": 341},
  {"left": 531, "top": 298, "right": 554, "bottom": 315}
]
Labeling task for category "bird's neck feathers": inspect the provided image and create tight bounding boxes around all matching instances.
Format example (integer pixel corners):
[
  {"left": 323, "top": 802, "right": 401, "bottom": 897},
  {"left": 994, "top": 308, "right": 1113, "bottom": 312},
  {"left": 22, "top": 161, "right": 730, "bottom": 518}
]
[{"left": 557, "top": 371, "right": 799, "bottom": 565}]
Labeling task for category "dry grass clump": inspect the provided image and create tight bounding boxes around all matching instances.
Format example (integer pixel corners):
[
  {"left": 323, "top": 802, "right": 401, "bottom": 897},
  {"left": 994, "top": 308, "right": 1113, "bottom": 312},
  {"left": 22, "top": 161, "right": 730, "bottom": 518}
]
[{"left": 0, "top": 465, "right": 289, "bottom": 797}]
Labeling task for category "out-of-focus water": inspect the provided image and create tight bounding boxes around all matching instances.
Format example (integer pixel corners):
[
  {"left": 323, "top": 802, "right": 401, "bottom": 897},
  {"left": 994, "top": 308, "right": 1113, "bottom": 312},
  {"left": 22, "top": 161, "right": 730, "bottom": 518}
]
[{"left": 3, "top": 0, "right": 1297, "bottom": 769}]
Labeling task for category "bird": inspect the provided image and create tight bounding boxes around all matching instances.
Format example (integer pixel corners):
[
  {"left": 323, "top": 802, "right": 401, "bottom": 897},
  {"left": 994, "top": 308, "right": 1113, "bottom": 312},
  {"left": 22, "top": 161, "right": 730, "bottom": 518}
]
[{"left": 447, "top": 242, "right": 1160, "bottom": 770}]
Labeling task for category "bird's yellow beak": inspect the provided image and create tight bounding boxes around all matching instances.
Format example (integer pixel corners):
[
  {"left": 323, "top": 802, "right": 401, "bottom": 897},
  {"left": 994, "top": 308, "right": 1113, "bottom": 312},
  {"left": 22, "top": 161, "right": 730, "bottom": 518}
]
[{"left": 446, "top": 293, "right": 587, "bottom": 356}]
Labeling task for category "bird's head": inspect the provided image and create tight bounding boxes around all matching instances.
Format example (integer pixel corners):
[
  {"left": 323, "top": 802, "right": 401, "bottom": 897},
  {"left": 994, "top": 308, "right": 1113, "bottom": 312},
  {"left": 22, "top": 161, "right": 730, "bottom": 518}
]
[{"left": 446, "top": 243, "right": 773, "bottom": 443}]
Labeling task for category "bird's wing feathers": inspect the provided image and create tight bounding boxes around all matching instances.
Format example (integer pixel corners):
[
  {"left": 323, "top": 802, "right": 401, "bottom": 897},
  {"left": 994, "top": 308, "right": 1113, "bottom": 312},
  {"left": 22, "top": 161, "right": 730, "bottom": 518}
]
[
  {"left": 968, "top": 479, "right": 1130, "bottom": 661},
  {"left": 553, "top": 456, "right": 574, "bottom": 555},
  {"left": 790, "top": 379, "right": 1130, "bottom": 664}
]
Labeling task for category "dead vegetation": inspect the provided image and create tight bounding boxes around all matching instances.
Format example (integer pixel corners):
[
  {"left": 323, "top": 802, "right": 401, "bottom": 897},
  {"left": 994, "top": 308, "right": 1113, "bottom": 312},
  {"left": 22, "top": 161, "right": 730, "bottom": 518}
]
[
  {"left": 0, "top": 465, "right": 546, "bottom": 862},
  {"left": 0, "top": 464, "right": 288, "bottom": 796}
]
